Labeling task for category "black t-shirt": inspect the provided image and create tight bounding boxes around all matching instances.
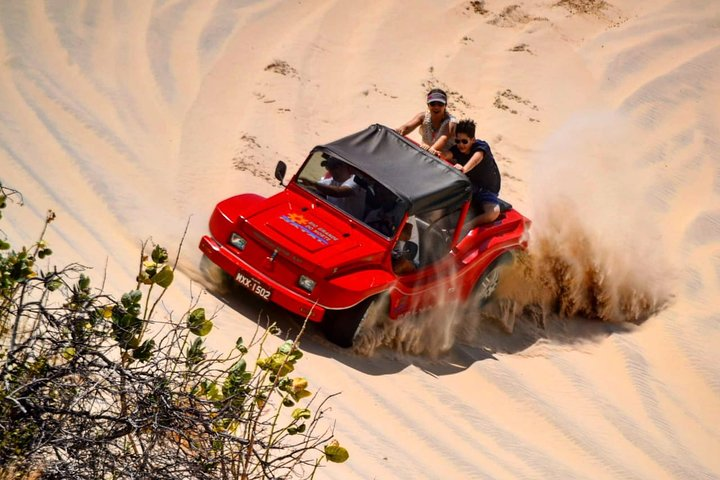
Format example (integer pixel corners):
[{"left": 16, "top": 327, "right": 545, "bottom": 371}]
[{"left": 449, "top": 140, "right": 501, "bottom": 194}]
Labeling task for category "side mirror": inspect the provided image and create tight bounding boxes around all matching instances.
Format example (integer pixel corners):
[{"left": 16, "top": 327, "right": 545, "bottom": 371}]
[{"left": 274, "top": 161, "right": 287, "bottom": 186}]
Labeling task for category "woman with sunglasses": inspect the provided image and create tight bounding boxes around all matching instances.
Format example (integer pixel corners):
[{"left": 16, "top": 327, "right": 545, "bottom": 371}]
[
  {"left": 442, "top": 119, "right": 501, "bottom": 224},
  {"left": 395, "top": 88, "right": 457, "bottom": 156}
]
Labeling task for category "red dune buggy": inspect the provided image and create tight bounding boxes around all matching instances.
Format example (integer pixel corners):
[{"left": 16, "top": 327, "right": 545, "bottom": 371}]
[{"left": 199, "top": 124, "right": 530, "bottom": 347}]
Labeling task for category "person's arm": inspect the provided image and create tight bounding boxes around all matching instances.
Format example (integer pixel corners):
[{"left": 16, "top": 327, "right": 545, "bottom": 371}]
[
  {"left": 314, "top": 181, "right": 354, "bottom": 197},
  {"left": 395, "top": 112, "right": 424, "bottom": 136},
  {"left": 297, "top": 176, "right": 352, "bottom": 197},
  {"left": 458, "top": 151, "right": 484, "bottom": 174},
  {"left": 428, "top": 119, "right": 456, "bottom": 155},
  {"left": 440, "top": 150, "right": 455, "bottom": 162},
  {"left": 429, "top": 134, "right": 448, "bottom": 155}
]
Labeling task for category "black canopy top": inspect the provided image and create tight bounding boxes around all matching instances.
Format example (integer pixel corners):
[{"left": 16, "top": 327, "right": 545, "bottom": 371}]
[{"left": 317, "top": 124, "right": 471, "bottom": 215}]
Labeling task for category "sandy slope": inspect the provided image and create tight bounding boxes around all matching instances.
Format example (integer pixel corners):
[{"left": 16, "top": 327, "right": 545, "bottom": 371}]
[{"left": 1, "top": 0, "right": 719, "bottom": 478}]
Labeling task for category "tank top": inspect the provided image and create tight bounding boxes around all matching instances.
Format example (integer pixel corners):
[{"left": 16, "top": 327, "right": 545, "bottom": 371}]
[{"left": 420, "top": 112, "right": 456, "bottom": 151}]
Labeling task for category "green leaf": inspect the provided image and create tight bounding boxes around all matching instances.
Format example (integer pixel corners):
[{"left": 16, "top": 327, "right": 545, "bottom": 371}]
[
  {"left": 278, "top": 340, "right": 295, "bottom": 354},
  {"left": 151, "top": 265, "right": 174, "bottom": 288},
  {"left": 291, "top": 408, "right": 311, "bottom": 420},
  {"left": 287, "top": 423, "right": 307, "bottom": 435},
  {"left": 122, "top": 289, "right": 142, "bottom": 309},
  {"left": 229, "top": 358, "right": 247, "bottom": 374},
  {"left": 235, "top": 337, "right": 248, "bottom": 354},
  {"left": 187, "top": 308, "right": 212, "bottom": 336},
  {"left": 291, "top": 389, "right": 312, "bottom": 402},
  {"left": 188, "top": 307, "right": 206, "bottom": 325},
  {"left": 269, "top": 353, "right": 295, "bottom": 377},
  {"left": 277, "top": 341, "right": 303, "bottom": 362},
  {"left": 278, "top": 377, "right": 292, "bottom": 391},
  {"left": 200, "top": 381, "right": 223, "bottom": 402},
  {"left": 151, "top": 245, "right": 169, "bottom": 263},
  {"left": 79, "top": 274, "right": 90, "bottom": 291},
  {"left": 111, "top": 311, "right": 143, "bottom": 349},
  {"left": 186, "top": 337, "right": 206, "bottom": 366},
  {"left": 223, "top": 367, "right": 251, "bottom": 398},
  {"left": 133, "top": 339, "right": 155, "bottom": 362},
  {"left": 194, "top": 320, "right": 213, "bottom": 336},
  {"left": 324, "top": 442, "right": 349, "bottom": 463}
]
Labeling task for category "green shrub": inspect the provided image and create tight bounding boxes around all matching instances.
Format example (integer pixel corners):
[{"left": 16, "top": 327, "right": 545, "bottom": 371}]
[{"left": 0, "top": 182, "right": 347, "bottom": 479}]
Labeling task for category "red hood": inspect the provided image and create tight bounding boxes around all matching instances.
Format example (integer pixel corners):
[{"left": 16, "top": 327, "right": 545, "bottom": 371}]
[{"left": 242, "top": 190, "right": 386, "bottom": 271}]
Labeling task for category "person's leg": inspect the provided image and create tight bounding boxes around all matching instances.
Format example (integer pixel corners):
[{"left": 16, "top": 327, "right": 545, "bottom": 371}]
[
  {"left": 471, "top": 190, "right": 501, "bottom": 224},
  {"left": 474, "top": 201, "right": 500, "bottom": 224}
]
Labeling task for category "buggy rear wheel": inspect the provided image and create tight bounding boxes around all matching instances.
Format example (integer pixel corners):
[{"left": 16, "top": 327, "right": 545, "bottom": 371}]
[
  {"left": 322, "top": 294, "right": 387, "bottom": 348},
  {"left": 473, "top": 252, "right": 514, "bottom": 307}
]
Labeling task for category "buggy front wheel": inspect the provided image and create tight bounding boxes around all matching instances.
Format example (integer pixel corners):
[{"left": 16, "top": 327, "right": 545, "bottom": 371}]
[{"left": 322, "top": 294, "right": 387, "bottom": 348}]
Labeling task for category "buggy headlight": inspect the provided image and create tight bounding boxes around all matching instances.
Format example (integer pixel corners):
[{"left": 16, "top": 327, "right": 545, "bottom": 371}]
[
  {"left": 230, "top": 233, "right": 247, "bottom": 250},
  {"left": 297, "top": 275, "right": 316, "bottom": 293}
]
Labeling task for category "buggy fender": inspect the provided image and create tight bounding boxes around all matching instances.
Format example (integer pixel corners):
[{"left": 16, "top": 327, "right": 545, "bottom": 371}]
[
  {"left": 209, "top": 194, "right": 266, "bottom": 241},
  {"left": 214, "top": 193, "right": 266, "bottom": 223},
  {"left": 326, "top": 269, "right": 396, "bottom": 308},
  {"left": 468, "top": 250, "right": 516, "bottom": 291}
]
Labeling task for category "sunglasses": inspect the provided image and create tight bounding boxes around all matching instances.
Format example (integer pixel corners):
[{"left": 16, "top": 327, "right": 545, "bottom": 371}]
[
  {"left": 427, "top": 102, "right": 445, "bottom": 107},
  {"left": 454, "top": 138, "right": 472, "bottom": 145}
]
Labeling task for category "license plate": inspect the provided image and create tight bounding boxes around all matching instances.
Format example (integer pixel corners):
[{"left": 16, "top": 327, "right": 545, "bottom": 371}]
[{"left": 235, "top": 272, "right": 271, "bottom": 300}]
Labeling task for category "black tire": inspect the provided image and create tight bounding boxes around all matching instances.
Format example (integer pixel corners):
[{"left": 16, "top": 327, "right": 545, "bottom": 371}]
[
  {"left": 472, "top": 252, "right": 514, "bottom": 307},
  {"left": 322, "top": 294, "right": 387, "bottom": 348}
]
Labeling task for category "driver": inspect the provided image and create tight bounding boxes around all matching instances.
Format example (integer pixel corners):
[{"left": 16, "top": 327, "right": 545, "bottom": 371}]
[{"left": 299, "top": 157, "right": 366, "bottom": 219}]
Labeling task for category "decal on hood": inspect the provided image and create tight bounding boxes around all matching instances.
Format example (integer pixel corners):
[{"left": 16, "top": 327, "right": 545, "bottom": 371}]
[{"left": 276, "top": 213, "right": 340, "bottom": 250}]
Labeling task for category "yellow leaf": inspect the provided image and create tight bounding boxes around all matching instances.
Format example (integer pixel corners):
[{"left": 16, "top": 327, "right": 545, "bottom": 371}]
[{"left": 292, "top": 377, "right": 308, "bottom": 393}]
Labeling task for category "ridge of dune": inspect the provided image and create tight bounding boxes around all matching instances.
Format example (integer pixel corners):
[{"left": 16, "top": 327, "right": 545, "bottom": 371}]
[{"left": 2, "top": 1, "right": 719, "bottom": 478}]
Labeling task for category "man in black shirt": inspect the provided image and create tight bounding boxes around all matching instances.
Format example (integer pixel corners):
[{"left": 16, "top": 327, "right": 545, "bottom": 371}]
[{"left": 442, "top": 119, "right": 501, "bottom": 224}]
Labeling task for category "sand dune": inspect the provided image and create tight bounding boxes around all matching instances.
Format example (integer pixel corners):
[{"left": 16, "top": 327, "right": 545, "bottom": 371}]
[{"left": 1, "top": 0, "right": 719, "bottom": 478}]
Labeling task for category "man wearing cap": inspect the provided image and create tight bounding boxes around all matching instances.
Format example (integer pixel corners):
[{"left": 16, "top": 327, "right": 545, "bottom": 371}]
[
  {"left": 395, "top": 88, "right": 457, "bottom": 156},
  {"left": 298, "top": 157, "right": 367, "bottom": 219}
]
